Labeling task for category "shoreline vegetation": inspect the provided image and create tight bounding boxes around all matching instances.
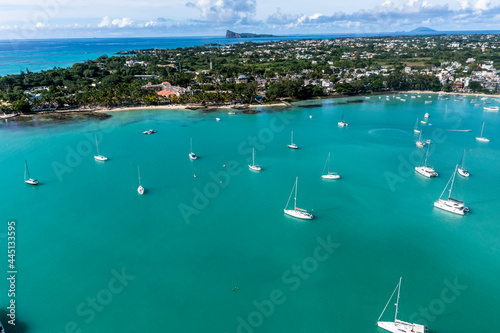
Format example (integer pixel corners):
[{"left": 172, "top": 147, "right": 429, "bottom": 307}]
[
  {"left": 2, "top": 34, "right": 500, "bottom": 122},
  {"left": 8, "top": 89, "right": 498, "bottom": 123}
]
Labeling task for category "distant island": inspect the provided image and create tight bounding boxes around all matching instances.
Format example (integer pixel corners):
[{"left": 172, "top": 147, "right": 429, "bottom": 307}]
[
  {"left": 410, "top": 27, "right": 437, "bottom": 33},
  {"left": 226, "top": 30, "right": 275, "bottom": 38}
]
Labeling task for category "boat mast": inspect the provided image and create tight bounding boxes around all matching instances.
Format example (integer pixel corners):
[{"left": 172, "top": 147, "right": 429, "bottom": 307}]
[
  {"left": 24, "top": 160, "right": 29, "bottom": 180},
  {"left": 190, "top": 138, "right": 193, "bottom": 152},
  {"left": 480, "top": 122, "right": 484, "bottom": 137},
  {"left": 294, "top": 177, "right": 298, "bottom": 210},
  {"left": 291, "top": 131, "right": 294, "bottom": 145},
  {"left": 95, "top": 134, "right": 100, "bottom": 155},
  {"left": 327, "top": 153, "right": 331, "bottom": 173},
  {"left": 138, "top": 166, "right": 142, "bottom": 186},
  {"left": 394, "top": 277, "right": 402, "bottom": 322},
  {"left": 252, "top": 148, "right": 255, "bottom": 166},
  {"left": 448, "top": 165, "right": 458, "bottom": 199},
  {"left": 461, "top": 150, "right": 465, "bottom": 169},
  {"left": 423, "top": 143, "right": 430, "bottom": 166}
]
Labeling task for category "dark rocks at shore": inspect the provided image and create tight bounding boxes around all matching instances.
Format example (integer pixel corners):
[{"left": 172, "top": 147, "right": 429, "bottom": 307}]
[{"left": 14, "top": 112, "right": 111, "bottom": 124}]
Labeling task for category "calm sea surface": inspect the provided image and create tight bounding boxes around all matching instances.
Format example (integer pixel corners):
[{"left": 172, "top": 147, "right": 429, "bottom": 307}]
[{"left": 1, "top": 94, "right": 499, "bottom": 332}]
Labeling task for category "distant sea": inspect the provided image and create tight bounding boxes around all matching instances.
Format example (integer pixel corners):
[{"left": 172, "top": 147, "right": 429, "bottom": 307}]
[{"left": 1, "top": 30, "right": 500, "bottom": 77}]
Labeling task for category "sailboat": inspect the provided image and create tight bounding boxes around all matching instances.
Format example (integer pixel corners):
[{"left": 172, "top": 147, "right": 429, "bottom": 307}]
[
  {"left": 24, "top": 160, "right": 38, "bottom": 185},
  {"left": 457, "top": 150, "right": 469, "bottom": 177},
  {"left": 137, "top": 166, "right": 145, "bottom": 195},
  {"left": 415, "top": 143, "right": 438, "bottom": 177},
  {"left": 284, "top": 177, "right": 313, "bottom": 220},
  {"left": 94, "top": 134, "right": 108, "bottom": 161},
  {"left": 413, "top": 118, "right": 421, "bottom": 134},
  {"left": 321, "top": 152, "right": 340, "bottom": 179},
  {"left": 248, "top": 148, "right": 262, "bottom": 171},
  {"left": 424, "top": 112, "right": 429, "bottom": 118},
  {"left": 338, "top": 111, "right": 348, "bottom": 127},
  {"left": 189, "top": 138, "right": 197, "bottom": 160},
  {"left": 475, "top": 122, "right": 490, "bottom": 142},
  {"left": 377, "top": 277, "right": 428, "bottom": 333},
  {"left": 434, "top": 165, "right": 469, "bottom": 215},
  {"left": 416, "top": 132, "right": 425, "bottom": 148},
  {"left": 287, "top": 131, "right": 298, "bottom": 149}
]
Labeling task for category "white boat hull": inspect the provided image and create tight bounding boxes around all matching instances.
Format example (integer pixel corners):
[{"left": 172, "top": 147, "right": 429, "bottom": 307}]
[
  {"left": 189, "top": 153, "right": 197, "bottom": 160},
  {"left": 377, "top": 320, "right": 427, "bottom": 333},
  {"left": 94, "top": 155, "right": 108, "bottom": 161},
  {"left": 322, "top": 174, "right": 340, "bottom": 180},
  {"left": 476, "top": 137, "right": 490, "bottom": 142},
  {"left": 338, "top": 121, "right": 348, "bottom": 127},
  {"left": 434, "top": 199, "right": 468, "bottom": 215},
  {"left": 137, "top": 186, "right": 144, "bottom": 195},
  {"left": 287, "top": 144, "right": 298, "bottom": 149},
  {"left": 414, "top": 129, "right": 421, "bottom": 134},
  {"left": 483, "top": 107, "right": 499, "bottom": 112},
  {"left": 25, "top": 179, "right": 38, "bottom": 185},
  {"left": 415, "top": 166, "right": 438, "bottom": 177},
  {"left": 458, "top": 168, "right": 469, "bottom": 177},
  {"left": 416, "top": 141, "right": 425, "bottom": 148},
  {"left": 284, "top": 209, "right": 313, "bottom": 220},
  {"left": 249, "top": 164, "right": 262, "bottom": 171}
]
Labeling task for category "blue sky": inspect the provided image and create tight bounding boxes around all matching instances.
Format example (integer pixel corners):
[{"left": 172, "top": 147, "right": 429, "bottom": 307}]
[{"left": 1, "top": 0, "right": 500, "bottom": 39}]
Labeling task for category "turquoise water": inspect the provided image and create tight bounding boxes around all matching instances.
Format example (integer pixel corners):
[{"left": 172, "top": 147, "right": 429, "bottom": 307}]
[{"left": 1, "top": 94, "right": 500, "bottom": 332}]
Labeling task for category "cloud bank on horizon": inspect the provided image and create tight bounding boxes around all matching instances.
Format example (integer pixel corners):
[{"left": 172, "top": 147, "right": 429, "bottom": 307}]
[{"left": 1, "top": 0, "right": 499, "bottom": 39}]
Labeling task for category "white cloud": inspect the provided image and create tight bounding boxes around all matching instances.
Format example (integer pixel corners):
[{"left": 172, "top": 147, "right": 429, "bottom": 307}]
[
  {"left": 145, "top": 20, "right": 160, "bottom": 27},
  {"left": 35, "top": 22, "right": 44, "bottom": 28},
  {"left": 98, "top": 16, "right": 134, "bottom": 28},
  {"left": 474, "top": 0, "right": 490, "bottom": 10},
  {"left": 185, "top": 0, "right": 256, "bottom": 23}
]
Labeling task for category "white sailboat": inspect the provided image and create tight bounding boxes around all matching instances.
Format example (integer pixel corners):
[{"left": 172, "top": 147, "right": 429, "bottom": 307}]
[
  {"left": 321, "top": 152, "right": 340, "bottom": 179},
  {"left": 413, "top": 118, "right": 421, "bottom": 134},
  {"left": 416, "top": 132, "right": 425, "bottom": 148},
  {"left": 377, "top": 277, "right": 428, "bottom": 333},
  {"left": 189, "top": 138, "right": 197, "bottom": 160},
  {"left": 287, "top": 131, "right": 298, "bottom": 149},
  {"left": 94, "top": 134, "right": 108, "bottom": 161},
  {"left": 24, "top": 160, "right": 38, "bottom": 185},
  {"left": 475, "top": 122, "right": 490, "bottom": 142},
  {"left": 137, "top": 166, "right": 145, "bottom": 195},
  {"left": 434, "top": 165, "right": 469, "bottom": 215},
  {"left": 284, "top": 177, "right": 313, "bottom": 220},
  {"left": 338, "top": 111, "right": 348, "bottom": 127},
  {"left": 457, "top": 150, "right": 469, "bottom": 177},
  {"left": 415, "top": 143, "right": 438, "bottom": 177},
  {"left": 248, "top": 148, "right": 262, "bottom": 171},
  {"left": 424, "top": 112, "right": 429, "bottom": 118}
]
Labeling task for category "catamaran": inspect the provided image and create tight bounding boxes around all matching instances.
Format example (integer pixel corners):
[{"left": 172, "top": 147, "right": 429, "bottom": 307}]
[
  {"left": 434, "top": 165, "right": 469, "bottom": 215},
  {"left": 94, "top": 134, "right": 108, "bottom": 161},
  {"left": 137, "top": 166, "right": 145, "bottom": 195},
  {"left": 338, "top": 111, "right": 348, "bottom": 127},
  {"left": 413, "top": 118, "right": 421, "bottom": 134},
  {"left": 24, "top": 160, "right": 38, "bottom": 185},
  {"left": 483, "top": 106, "right": 499, "bottom": 112},
  {"left": 377, "top": 277, "right": 428, "bottom": 333},
  {"left": 284, "top": 177, "right": 313, "bottom": 220},
  {"left": 415, "top": 143, "right": 438, "bottom": 177},
  {"left": 321, "top": 152, "right": 340, "bottom": 179},
  {"left": 248, "top": 148, "right": 262, "bottom": 171},
  {"left": 475, "top": 122, "right": 490, "bottom": 142},
  {"left": 416, "top": 132, "right": 425, "bottom": 148},
  {"left": 458, "top": 150, "right": 469, "bottom": 177},
  {"left": 287, "top": 131, "right": 298, "bottom": 149},
  {"left": 189, "top": 138, "right": 197, "bottom": 160}
]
